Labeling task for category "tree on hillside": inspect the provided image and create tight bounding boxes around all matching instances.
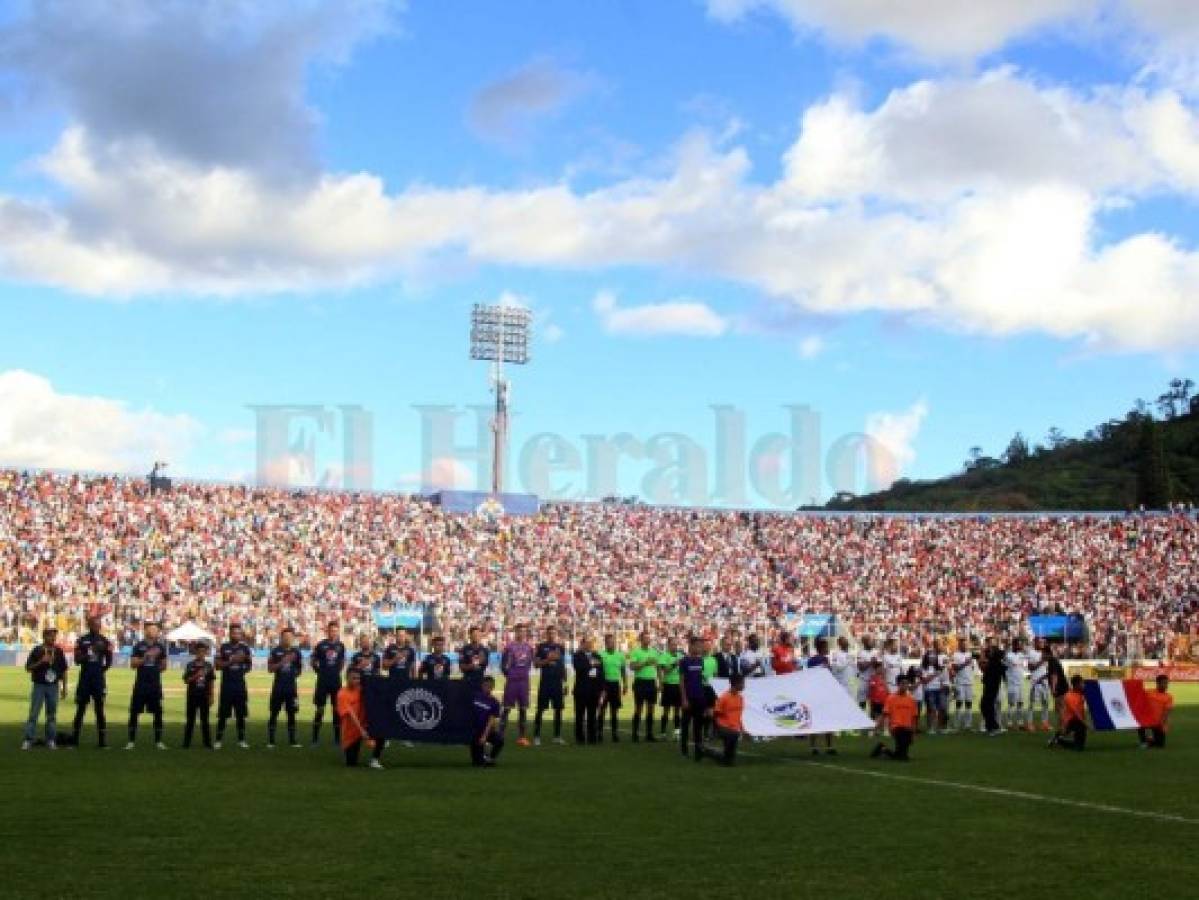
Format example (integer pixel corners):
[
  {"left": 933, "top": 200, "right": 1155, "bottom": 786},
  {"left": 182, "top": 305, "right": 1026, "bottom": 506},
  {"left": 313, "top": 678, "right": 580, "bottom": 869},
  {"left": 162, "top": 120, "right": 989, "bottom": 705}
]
[
  {"left": 1136, "top": 419, "right": 1169, "bottom": 508},
  {"left": 1046, "top": 426, "right": 1069, "bottom": 450},
  {"left": 1154, "top": 378, "right": 1194, "bottom": 419},
  {"left": 1003, "top": 432, "right": 1030, "bottom": 464}
]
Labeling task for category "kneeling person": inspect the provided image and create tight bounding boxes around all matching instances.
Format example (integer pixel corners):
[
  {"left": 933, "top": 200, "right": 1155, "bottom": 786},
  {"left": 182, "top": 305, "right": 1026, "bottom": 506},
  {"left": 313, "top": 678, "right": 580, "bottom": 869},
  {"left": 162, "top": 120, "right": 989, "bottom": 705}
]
[
  {"left": 703, "top": 674, "right": 746, "bottom": 766},
  {"left": 471, "top": 676, "right": 504, "bottom": 767},
  {"left": 338, "top": 668, "right": 384, "bottom": 769},
  {"left": 871, "top": 675, "right": 918, "bottom": 761},
  {"left": 1048, "top": 675, "right": 1088, "bottom": 752},
  {"left": 1139, "top": 674, "right": 1173, "bottom": 750}
]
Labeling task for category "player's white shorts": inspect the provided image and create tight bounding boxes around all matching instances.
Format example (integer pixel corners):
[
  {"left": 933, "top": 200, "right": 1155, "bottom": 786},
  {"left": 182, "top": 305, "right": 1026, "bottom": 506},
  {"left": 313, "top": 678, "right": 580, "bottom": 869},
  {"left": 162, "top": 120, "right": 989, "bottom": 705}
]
[
  {"left": 1006, "top": 686, "right": 1022, "bottom": 706},
  {"left": 1030, "top": 683, "right": 1049, "bottom": 706},
  {"left": 856, "top": 682, "right": 868, "bottom": 703},
  {"left": 954, "top": 682, "right": 974, "bottom": 703}
]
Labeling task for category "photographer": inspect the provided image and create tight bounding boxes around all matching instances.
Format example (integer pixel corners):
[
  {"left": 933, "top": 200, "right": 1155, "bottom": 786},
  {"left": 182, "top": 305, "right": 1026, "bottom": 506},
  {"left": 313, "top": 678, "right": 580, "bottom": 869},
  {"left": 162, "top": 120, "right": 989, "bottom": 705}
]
[{"left": 22, "top": 628, "right": 68, "bottom": 750}]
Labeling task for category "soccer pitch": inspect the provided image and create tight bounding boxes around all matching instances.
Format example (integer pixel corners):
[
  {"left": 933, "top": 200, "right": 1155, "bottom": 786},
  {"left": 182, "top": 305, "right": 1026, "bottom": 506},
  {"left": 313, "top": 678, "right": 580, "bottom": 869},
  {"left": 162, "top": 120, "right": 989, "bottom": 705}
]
[{"left": 2, "top": 669, "right": 1196, "bottom": 899}]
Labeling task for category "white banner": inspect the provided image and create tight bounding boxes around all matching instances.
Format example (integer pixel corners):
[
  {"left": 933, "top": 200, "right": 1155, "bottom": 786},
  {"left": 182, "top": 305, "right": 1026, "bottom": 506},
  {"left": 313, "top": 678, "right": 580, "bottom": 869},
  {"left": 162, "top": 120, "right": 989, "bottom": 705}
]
[{"left": 711, "top": 669, "right": 875, "bottom": 737}]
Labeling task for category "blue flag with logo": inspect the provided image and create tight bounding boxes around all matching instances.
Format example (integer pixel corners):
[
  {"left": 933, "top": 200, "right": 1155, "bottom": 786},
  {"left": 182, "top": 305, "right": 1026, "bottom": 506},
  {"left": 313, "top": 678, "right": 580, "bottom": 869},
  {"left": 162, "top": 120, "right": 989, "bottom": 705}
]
[{"left": 363, "top": 677, "right": 477, "bottom": 744}]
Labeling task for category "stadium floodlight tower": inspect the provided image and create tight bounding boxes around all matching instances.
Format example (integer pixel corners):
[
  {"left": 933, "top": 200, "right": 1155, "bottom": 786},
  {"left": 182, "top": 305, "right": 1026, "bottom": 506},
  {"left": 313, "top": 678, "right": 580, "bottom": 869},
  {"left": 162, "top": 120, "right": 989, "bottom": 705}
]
[{"left": 469, "top": 303, "right": 531, "bottom": 495}]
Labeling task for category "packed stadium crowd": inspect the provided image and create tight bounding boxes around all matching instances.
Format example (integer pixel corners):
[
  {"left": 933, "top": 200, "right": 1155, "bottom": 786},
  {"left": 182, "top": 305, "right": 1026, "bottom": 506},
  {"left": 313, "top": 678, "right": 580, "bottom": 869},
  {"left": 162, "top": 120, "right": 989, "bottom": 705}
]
[{"left": 2, "top": 470, "right": 1198, "bottom": 661}]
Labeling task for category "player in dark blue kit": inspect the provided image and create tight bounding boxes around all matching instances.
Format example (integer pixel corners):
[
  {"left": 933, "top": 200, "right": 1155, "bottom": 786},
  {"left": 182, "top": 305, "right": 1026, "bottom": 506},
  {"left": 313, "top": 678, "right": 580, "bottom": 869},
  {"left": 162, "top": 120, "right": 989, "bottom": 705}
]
[
  {"left": 382, "top": 629, "right": 418, "bottom": 681},
  {"left": 471, "top": 676, "right": 504, "bottom": 767},
  {"left": 125, "top": 621, "right": 169, "bottom": 750},
  {"left": 349, "top": 633, "right": 382, "bottom": 678},
  {"left": 70, "top": 615, "right": 113, "bottom": 748},
  {"left": 310, "top": 622, "right": 346, "bottom": 746},
  {"left": 215, "top": 623, "right": 253, "bottom": 750},
  {"left": 181, "top": 643, "right": 216, "bottom": 749},
  {"left": 533, "top": 625, "right": 568, "bottom": 746},
  {"left": 678, "top": 636, "right": 710, "bottom": 762},
  {"left": 267, "top": 628, "right": 303, "bottom": 749},
  {"left": 458, "top": 626, "right": 489, "bottom": 689},
  {"left": 419, "top": 635, "right": 452, "bottom": 680}
]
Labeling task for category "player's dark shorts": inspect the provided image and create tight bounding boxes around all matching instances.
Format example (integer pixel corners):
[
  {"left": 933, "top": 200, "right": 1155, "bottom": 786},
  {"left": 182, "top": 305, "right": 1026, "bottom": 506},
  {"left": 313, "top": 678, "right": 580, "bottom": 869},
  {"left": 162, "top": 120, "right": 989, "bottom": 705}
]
[
  {"left": 76, "top": 682, "right": 106, "bottom": 704},
  {"left": 703, "top": 685, "right": 717, "bottom": 708},
  {"left": 314, "top": 681, "right": 341, "bottom": 706},
  {"left": 924, "top": 688, "right": 946, "bottom": 713},
  {"left": 602, "top": 680, "right": 622, "bottom": 710},
  {"left": 503, "top": 679, "right": 530, "bottom": 708},
  {"left": 218, "top": 687, "right": 249, "bottom": 719},
  {"left": 632, "top": 679, "right": 658, "bottom": 704},
  {"left": 537, "top": 683, "right": 564, "bottom": 711},
  {"left": 130, "top": 690, "right": 163, "bottom": 716},
  {"left": 270, "top": 690, "right": 299, "bottom": 715},
  {"left": 870, "top": 701, "right": 884, "bottom": 718},
  {"left": 660, "top": 683, "right": 681, "bottom": 708}
]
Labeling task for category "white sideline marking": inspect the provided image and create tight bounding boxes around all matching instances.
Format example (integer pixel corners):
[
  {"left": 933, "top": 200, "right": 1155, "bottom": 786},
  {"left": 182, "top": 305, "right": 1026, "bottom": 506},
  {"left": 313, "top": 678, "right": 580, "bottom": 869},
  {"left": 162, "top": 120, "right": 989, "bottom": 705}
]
[{"left": 745, "top": 754, "right": 1199, "bottom": 824}]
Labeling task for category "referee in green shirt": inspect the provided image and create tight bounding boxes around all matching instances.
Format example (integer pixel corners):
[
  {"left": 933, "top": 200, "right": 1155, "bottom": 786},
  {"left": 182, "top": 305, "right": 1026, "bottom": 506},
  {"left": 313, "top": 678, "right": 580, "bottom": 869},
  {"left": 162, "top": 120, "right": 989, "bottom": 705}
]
[
  {"left": 597, "top": 634, "right": 627, "bottom": 743},
  {"left": 658, "top": 637, "right": 683, "bottom": 739},
  {"left": 628, "top": 632, "right": 661, "bottom": 743},
  {"left": 701, "top": 637, "right": 719, "bottom": 740}
]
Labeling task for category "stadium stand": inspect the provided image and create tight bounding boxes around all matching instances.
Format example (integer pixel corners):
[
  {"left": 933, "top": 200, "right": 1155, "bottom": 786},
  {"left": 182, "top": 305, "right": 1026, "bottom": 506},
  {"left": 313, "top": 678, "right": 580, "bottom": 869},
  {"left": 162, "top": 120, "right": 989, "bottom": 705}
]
[{"left": 1, "top": 470, "right": 1196, "bottom": 658}]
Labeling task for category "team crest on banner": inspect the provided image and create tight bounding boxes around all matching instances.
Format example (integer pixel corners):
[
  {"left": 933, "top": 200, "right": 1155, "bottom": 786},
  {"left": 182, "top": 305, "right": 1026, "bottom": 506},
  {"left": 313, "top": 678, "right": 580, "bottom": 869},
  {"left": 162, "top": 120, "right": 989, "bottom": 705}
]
[
  {"left": 396, "top": 687, "right": 444, "bottom": 730},
  {"left": 365, "top": 676, "right": 476, "bottom": 744}
]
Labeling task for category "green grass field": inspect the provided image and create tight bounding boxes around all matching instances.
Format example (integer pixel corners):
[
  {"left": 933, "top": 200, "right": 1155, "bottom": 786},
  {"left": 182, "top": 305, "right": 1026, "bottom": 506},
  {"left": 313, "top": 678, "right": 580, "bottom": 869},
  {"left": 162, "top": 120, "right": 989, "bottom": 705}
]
[{"left": 1, "top": 669, "right": 1196, "bottom": 899}]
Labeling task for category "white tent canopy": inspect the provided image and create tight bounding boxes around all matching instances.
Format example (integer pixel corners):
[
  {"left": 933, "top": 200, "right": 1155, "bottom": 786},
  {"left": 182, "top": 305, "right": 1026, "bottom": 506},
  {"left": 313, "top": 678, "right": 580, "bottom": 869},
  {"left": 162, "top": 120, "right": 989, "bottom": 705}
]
[{"left": 166, "top": 621, "right": 217, "bottom": 645}]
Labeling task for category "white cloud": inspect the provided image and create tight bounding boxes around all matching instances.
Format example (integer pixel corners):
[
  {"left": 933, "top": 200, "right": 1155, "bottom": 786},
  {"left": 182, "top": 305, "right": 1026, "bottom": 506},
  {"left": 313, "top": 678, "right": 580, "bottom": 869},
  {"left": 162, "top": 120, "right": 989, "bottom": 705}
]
[
  {"left": 593, "top": 290, "right": 730, "bottom": 338},
  {"left": 0, "top": 369, "right": 201, "bottom": 473},
  {"left": 865, "top": 398, "right": 928, "bottom": 486},
  {"left": 706, "top": 0, "right": 1096, "bottom": 59},
  {"left": 2, "top": 71, "right": 1199, "bottom": 351},
  {"left": 796, "top": 334, "right": 825, "bottom": 359}
]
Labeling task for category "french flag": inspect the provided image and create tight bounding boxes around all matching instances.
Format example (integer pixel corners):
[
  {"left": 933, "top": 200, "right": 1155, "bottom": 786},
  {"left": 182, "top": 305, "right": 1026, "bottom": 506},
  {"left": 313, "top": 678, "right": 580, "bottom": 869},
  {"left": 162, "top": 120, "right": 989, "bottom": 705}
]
[{"left": 1083, "top": 679, "right": 1155, "bottom": 731}]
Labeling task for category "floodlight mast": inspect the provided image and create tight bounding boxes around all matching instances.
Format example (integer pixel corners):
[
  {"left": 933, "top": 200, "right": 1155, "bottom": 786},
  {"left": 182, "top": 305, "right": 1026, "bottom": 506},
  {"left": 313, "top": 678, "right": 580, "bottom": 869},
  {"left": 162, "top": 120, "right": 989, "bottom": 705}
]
[{"left": 469, "top": 304, "right": 530, "bottom": 495}]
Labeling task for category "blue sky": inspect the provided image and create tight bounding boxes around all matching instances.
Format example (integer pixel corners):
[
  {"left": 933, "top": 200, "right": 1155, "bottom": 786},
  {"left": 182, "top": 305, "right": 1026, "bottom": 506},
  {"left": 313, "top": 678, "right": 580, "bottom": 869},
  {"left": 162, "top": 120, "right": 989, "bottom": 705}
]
[{"left": 0, "top": 0, "right": 1196, "bottom": 506}]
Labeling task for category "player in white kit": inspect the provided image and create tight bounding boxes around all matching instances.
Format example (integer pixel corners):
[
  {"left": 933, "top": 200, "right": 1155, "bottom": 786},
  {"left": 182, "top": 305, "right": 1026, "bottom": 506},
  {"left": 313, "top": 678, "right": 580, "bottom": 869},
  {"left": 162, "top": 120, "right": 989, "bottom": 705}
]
[
  {"left": 829, "top": 636, "right": 854, "bottom": 696},
  {"left": 1026, "top": 638, "right": 1051, "bottom": 731},
  {"left": 881, "top": 638, "right": 904, "bottom": 692},
  {"left": 1003, "top": 638, "right": 1029, "bottom": 730},
  {"left": 950, "top": 637, "right": 976, "bottom": 731}
]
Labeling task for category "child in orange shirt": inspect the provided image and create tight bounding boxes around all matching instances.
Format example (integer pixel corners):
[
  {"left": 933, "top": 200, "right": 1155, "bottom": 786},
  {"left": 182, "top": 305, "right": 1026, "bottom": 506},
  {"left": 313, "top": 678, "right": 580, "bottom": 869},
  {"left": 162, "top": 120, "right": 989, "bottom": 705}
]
[
  {"left": 871, "top": 674, "right": 918, "bottom": 761},
  {"left": 703, "top": 674, "right": 746, "bottom": 766},
  {"left": 1138, "top": 674, "right": 1174, "bottom": 750},
  {"left": 337, "top": 669, "right": 384, "bottom": 769},
  {"left": 1049, "top": 675, "right": 1088, "bottom": 752}
]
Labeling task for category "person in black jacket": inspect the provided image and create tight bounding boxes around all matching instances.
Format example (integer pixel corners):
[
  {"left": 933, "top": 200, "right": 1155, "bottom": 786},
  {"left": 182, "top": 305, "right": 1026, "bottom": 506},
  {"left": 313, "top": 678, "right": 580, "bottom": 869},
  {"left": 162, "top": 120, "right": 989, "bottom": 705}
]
[
  {"left": 572, "top": 636, "right": 605, "bottom": 745},
  {"left": 980, "top": 637, "right": 1006, "bottom": 735},
  {"left": 714, "top": 635, "right": 741, "bottom": 679}
]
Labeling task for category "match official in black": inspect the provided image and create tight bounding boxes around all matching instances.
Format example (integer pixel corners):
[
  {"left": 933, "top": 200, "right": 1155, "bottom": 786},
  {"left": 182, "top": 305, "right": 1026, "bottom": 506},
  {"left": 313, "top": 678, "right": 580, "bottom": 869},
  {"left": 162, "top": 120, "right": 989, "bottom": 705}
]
[{"left": 572, "top": 636, "right": 605, "bottom": 745}]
